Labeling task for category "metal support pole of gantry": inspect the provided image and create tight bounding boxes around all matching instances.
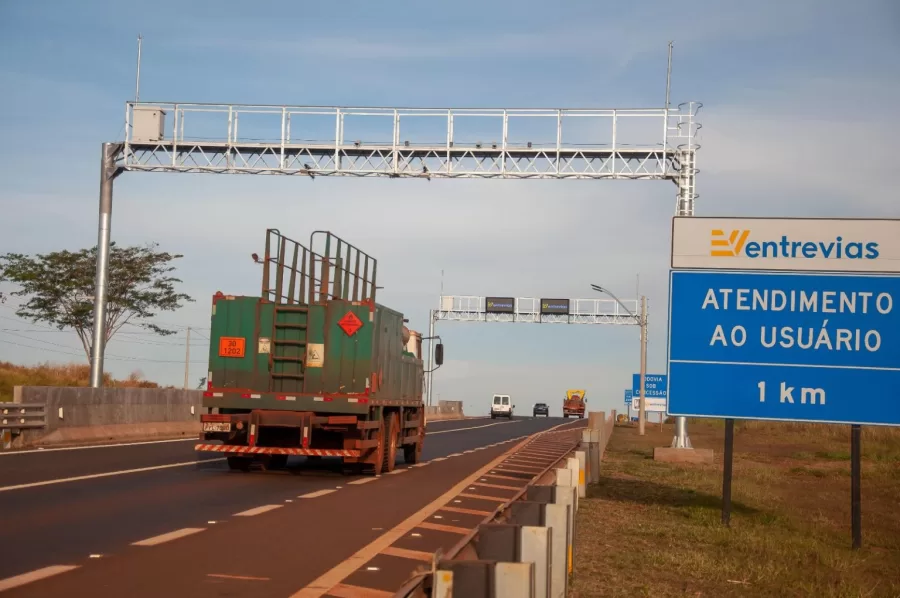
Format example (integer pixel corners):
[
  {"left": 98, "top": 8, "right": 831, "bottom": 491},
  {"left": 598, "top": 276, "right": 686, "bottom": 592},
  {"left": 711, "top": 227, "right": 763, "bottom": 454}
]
[
  {"left": 671, "top": 120, "right": 698, "bottom": 449},
  {"left": 89, "top": 143, "right": 122, "bottom": 388}
]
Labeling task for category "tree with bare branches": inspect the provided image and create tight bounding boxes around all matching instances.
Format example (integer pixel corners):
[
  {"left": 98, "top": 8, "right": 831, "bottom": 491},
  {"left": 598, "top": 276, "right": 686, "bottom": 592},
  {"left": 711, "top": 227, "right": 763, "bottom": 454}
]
[{"left": 0, "top": 243, "right": 193, "bottom": 361}]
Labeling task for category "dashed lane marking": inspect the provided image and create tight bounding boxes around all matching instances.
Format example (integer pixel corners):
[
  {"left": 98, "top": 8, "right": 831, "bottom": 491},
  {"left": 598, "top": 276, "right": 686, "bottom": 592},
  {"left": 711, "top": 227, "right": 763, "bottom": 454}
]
[
  {"left": 348, "top": 477, "right": 379, "bottom": 485},
  {"left": 299, "top": 489, "right": 338, "bottom": 499},
  {"left": 386, "top": 468, "right": 408, "bottom": 475},
  {"left": 0, "top": 458, "right": 226, "bottom": 493},
  {"left": 0, "top": 566, "right": 80, "bottom": 592},
  {"left": 132, "top": 527, "right": 206, "bottom": 546},
  {"left": 234, "top": 505, "right": 283, "bottom": 517}
]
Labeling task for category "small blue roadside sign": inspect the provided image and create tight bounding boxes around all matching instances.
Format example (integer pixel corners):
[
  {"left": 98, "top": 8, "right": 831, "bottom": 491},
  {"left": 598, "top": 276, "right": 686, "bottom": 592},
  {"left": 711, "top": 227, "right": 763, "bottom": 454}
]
[
  {"left": 632, "top": 374, "right": 667, "bottom": 398},
  {"left": 667, "top": 270, "right": 900, "bottom": 426},
  {"left": 624, "top": 389, "right": 633, "bottom": 404}
]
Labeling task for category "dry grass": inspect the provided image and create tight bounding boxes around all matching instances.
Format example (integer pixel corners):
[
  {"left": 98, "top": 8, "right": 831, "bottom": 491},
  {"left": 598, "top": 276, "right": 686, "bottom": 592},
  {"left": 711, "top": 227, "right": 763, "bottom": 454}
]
[
  {"left": 570, "top": 421, "right": 900, "bottom": 598},
  {"left": 0, "top": 361, "right": 162, "bottom": 402}
]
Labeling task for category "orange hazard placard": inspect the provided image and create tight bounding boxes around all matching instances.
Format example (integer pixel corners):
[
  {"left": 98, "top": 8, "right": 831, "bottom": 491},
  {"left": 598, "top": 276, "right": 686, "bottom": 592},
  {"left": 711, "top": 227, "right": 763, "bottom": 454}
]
[
  {"left": 218, "top": 336, "right": 246, "bottom": 358},
  {"left": 338, "top": 311, "right": 363, "bottom": 336}
]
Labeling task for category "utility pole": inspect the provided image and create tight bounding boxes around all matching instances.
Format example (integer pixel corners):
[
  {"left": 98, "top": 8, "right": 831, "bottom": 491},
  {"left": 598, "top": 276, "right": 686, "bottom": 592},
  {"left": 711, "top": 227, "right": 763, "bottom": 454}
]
[
  {"left": 183, "top": 327, "right": 191, "bottom": 389},
  {"left": 639, "top": 295, "right": 648, "bottom": 436}
]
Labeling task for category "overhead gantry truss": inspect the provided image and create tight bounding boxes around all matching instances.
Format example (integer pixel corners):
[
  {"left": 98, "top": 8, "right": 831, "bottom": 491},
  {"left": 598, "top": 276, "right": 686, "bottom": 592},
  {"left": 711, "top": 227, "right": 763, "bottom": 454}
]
[
  {"left": 115, "top": 101, "right": 701, "bottom": 213},
  {"left": 433, "top": 295, "right": 642, "bottom": 325}
]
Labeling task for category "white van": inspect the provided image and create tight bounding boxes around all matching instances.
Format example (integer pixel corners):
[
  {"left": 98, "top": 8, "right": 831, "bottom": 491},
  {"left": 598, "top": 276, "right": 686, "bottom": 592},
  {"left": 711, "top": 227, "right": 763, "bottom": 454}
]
[{"left": 490, "top": 394, "right": 514, "bottom": 419}]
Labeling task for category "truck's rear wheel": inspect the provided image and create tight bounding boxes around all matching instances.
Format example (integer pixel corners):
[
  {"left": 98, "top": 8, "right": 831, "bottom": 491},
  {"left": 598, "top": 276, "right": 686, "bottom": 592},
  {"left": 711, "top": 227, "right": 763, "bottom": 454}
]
[
  {"left": 403, "top": 415, "right": 424, "bottom": 464},
  {"left": 382, "top": 413, "right": 399, "bottom": 473},
  {"left": 361, "top": 421, "right": 385, "bottom": 476}
]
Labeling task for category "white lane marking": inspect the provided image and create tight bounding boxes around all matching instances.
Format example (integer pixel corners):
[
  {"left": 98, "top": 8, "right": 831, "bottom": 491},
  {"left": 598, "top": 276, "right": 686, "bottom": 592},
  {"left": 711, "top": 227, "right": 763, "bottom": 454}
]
[
  {"left": 386, "top": 469, "right": 408, "bottom": 475},
  {"left": 234, "top": 504, "right": 283, "bottom": 517},
  {"left": 431, "top": 457, "right": 447, "bottom": 462},
  {"left": 299, "top": 489, "right": 337, "bottom": 499},
  {"left": 0, "top": 458, "right": 226, "bottom": 493},
  {"left": 0, "top": 437, "right": 197, "bottom": 456},
  {"left": 426, "top": 420, "right": 520, "bottom": 435},
  {"left": 446, "top": 453, "right": 463, "bottom": 457},
  {"left": 132, "top": 527, "right": 205, "bottom": 546},
  {"left": 411, "top": 463, "right": 429, "bottom": 467},
  {"left": 348, "top": 477, "right": 378, "bottom": 485},
  {"left": 0, "top": 565, "right": 80, "bottom": 592}
]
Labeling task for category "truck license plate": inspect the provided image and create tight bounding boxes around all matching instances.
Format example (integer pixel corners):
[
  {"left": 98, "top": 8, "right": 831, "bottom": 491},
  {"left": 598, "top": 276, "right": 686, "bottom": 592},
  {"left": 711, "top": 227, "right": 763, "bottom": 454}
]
[{"left": 202, "top": 422, "right": 231, "bottom": 433}]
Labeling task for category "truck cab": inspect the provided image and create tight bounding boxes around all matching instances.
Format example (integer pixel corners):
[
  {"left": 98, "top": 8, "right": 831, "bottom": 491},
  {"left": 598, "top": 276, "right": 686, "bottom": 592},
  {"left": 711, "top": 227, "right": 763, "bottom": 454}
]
[
  {"left": 563, "top": 389, "right": 586, "bottom": 419},
  {"left": 491, "top": 394, "right": 514, "bottom": 419}
]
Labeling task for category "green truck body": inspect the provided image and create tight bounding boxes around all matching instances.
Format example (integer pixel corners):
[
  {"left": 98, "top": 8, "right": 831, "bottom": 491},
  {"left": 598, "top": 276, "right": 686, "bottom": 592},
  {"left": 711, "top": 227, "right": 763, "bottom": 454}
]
[{"left": 195, "top": 229, "right": 439, "bottom": 475}]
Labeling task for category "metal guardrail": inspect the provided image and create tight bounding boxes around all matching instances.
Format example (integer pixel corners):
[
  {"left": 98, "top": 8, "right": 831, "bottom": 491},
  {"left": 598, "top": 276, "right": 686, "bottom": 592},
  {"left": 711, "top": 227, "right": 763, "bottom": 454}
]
[
  {"left": 391, "top": 418, "right": 614, "bottom": 598},
  {"left": 0, "top": 403, "right": 47, "bottom": 430}
]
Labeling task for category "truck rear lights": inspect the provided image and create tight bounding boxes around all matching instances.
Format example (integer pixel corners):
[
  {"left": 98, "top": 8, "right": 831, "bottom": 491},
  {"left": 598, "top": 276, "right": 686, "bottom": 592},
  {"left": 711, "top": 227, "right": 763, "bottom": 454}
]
[
  {"left": 240, "top": 393, "right": 261, "bottom": 399},
  {"left": 201, "top": 414, "right": 231, "bottom": 422}
]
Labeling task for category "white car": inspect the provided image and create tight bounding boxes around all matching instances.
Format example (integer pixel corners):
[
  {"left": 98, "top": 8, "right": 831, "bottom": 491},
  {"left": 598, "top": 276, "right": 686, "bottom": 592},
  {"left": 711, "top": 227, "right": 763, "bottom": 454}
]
[{"left": 490, "top": 394, "right": 514, "bottom": 419}]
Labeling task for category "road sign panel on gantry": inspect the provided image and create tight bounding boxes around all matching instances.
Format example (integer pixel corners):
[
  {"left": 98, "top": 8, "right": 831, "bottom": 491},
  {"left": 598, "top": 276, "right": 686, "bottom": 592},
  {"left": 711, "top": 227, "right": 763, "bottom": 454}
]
[{"left": 667, "top": 217, "right": 900, "bottom": 427}]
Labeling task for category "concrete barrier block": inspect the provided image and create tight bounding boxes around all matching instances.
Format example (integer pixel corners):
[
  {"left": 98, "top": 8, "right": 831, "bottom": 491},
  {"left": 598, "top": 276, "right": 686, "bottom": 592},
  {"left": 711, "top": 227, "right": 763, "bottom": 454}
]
[
  {"left": 525, "top": 485, "right": 554, "bottom": 504},
  {"left": 587, "top": 411, "right": 605, "bottom": 431},
  {"left": 495, "top": 562, "right": 534, "bottom": 598},
  {"left": 553, "top": 485, "right": 577, "bottom": 577},
  {"left": 565, "top": 457, "right": 580, "bottom": 511},
  {"left": 437, "top": 561, "right": 494, "bottom": 596},
  {"left": 433, "top": 569, "right": 454, "bottom": 597},
  {"left": 554, "top": 467, "right": 573, "bottom": 489},
  {"left": 521, "top": 525, "right": 551, "bottom": 598},
  {"left": 574, "top": 451, "right": 586, "bottom": 499},
  {"left": 544, "top": 503, "right": 569, "bottom": 598}
]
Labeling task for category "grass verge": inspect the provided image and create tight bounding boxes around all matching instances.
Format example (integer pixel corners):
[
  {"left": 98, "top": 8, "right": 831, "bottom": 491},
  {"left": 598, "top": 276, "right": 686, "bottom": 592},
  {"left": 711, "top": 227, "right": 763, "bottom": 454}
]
[{"left": 570, "top": 422, "right": 900, "bottom": 598}]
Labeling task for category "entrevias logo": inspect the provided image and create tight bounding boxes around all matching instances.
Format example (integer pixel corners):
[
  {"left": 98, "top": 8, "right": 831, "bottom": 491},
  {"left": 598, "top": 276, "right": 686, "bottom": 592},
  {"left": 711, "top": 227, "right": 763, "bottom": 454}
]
[{"left": 710, "top": 229, "right": 880, "bottom": 260}]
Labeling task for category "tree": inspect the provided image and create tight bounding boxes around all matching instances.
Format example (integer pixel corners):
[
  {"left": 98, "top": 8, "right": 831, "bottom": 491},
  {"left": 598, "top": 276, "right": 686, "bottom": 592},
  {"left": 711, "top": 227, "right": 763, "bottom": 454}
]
[{"left": 0, "top": 242, "right": 194, "bottom": 361}]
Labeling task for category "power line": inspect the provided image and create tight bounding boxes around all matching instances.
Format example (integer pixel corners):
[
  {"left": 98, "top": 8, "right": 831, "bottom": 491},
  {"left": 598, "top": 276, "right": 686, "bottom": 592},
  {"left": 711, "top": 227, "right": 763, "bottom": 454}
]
[
  {"left": 1, "top": 328, "right": 207, "bottom": 347},
  {"left": 0, "top": 332, "right": 207, "bottom": 364}
]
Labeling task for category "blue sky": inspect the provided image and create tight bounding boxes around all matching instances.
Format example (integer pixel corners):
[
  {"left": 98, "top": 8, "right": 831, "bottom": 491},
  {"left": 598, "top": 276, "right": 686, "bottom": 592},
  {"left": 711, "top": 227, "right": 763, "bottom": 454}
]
[{"left": 1, "top": 0, "right": 898, "bottom": 416}]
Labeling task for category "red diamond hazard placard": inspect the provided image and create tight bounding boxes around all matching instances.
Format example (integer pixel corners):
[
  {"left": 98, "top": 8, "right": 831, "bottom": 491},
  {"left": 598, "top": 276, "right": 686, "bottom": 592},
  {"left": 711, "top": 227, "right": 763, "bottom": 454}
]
[{"left": 338, "top": 311, "right": 364, "bottom": 336}]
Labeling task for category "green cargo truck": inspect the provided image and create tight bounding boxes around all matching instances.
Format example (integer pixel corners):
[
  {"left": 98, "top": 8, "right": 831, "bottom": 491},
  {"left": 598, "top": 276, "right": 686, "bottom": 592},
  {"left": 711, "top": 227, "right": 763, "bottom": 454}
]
[{"left": 195, "top": 229, "right": 442, "bottom": 475}]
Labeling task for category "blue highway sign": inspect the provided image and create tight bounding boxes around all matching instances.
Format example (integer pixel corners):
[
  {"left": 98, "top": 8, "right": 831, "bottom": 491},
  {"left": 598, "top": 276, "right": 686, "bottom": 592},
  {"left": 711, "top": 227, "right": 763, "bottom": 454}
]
[
  {"left": 624, "top": 390, "right": 633, "bottom": 404},
  {"left": 632, "top": 374, "right": 667, "bottom": 398},
  {"left": 667, "top": 270, "right": 900, "bottom": 426}
]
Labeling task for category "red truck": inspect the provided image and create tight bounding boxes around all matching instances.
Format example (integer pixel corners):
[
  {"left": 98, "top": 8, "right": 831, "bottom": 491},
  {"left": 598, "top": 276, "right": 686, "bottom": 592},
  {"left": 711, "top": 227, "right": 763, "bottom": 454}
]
[{"left": 563, "top": 389, "right": 586, "bottom": 419}]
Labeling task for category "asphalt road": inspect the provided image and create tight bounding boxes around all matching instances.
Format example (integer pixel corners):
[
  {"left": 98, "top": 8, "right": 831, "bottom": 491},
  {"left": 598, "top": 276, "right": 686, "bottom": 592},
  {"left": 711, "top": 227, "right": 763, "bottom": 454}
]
[{"left": 0, "top": 416, "right": 572, "bottom": 595}]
